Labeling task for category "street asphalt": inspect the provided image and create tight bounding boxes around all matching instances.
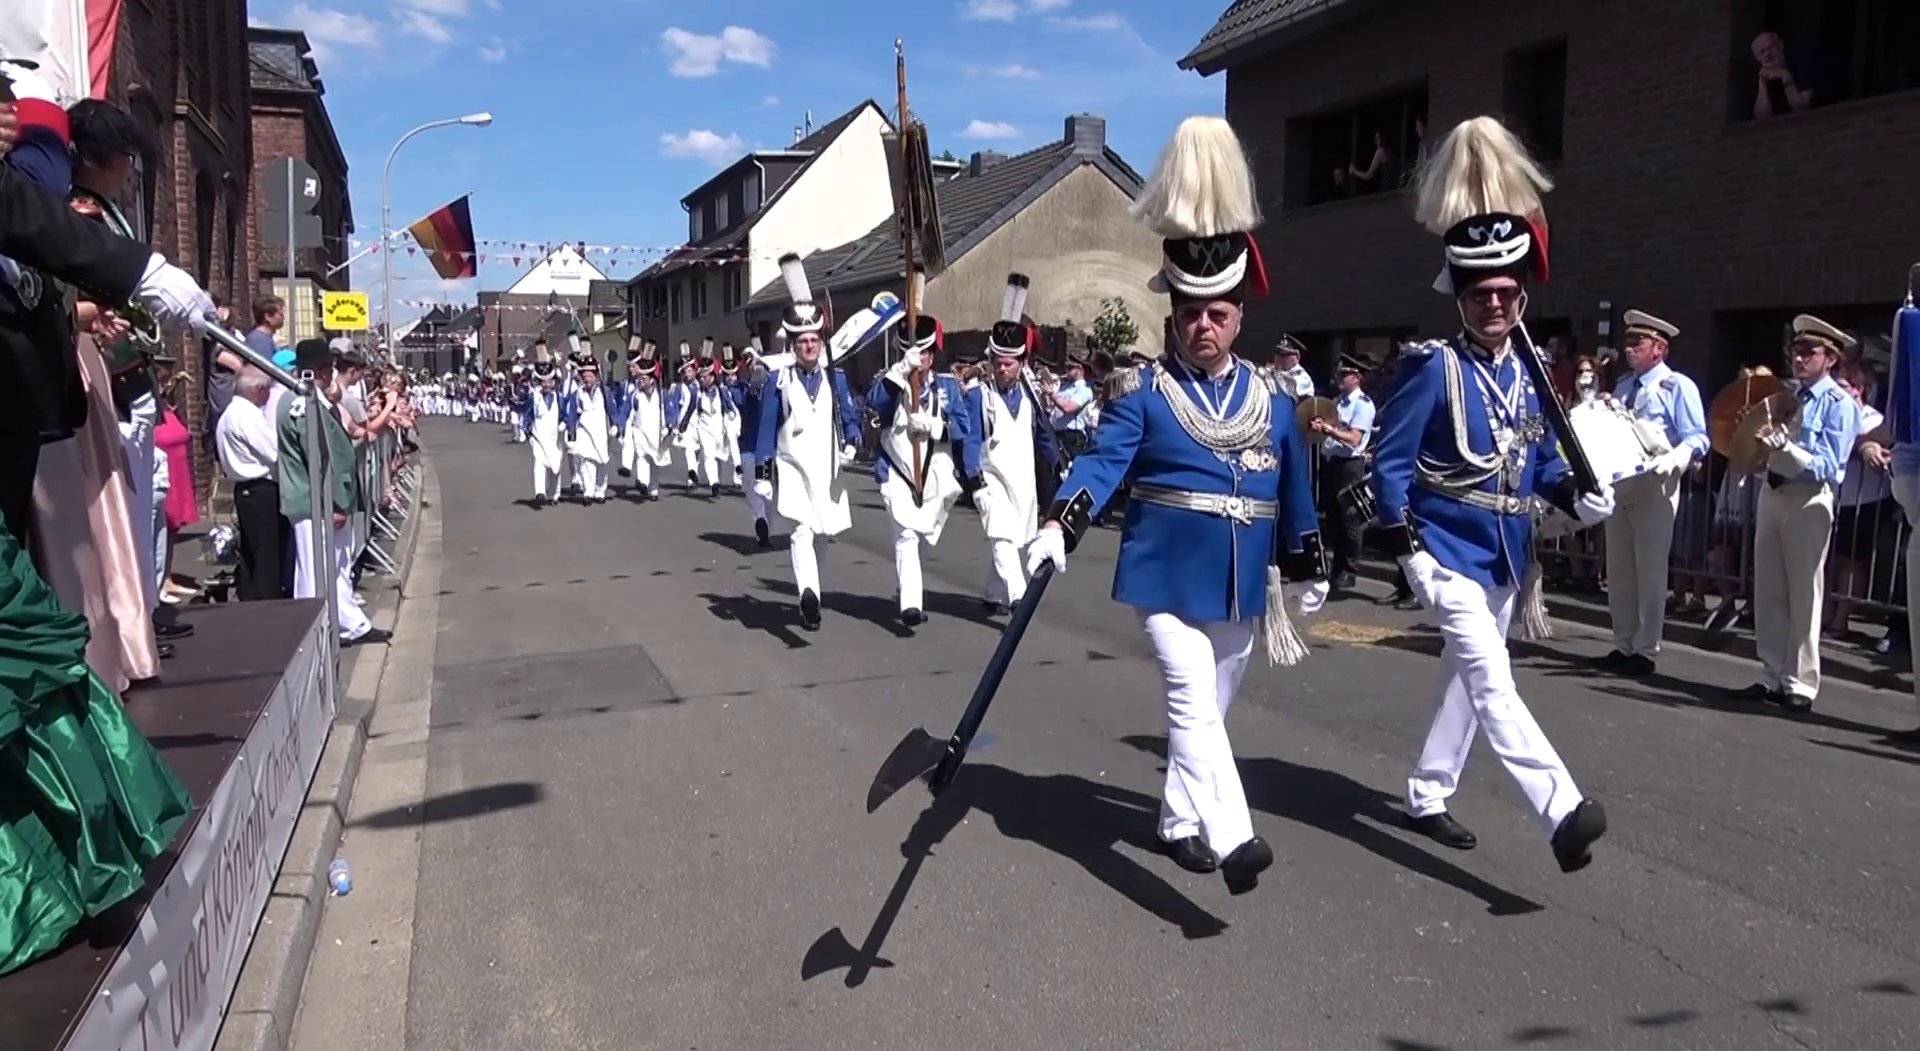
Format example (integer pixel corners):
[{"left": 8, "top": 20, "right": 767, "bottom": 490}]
[{"left": 295, "top": 417, "right": 1918, "bottom": 1051}]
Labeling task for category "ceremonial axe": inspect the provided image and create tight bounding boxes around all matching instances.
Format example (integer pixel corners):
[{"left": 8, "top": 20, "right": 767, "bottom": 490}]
[{"left": 865, "top": 563, "right": 1055, "bottom": 812}]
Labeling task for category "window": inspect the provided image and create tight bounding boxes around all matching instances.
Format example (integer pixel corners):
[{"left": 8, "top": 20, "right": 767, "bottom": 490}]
[
  {"left": 722, "top": 265, "right": 744, "bottom": 313},
  {"left": 1505, "top": 40, "right": 1567, "bottom": 161},
  {"left": 691, "top": 278, "right": 709, "bottom": 318},
  {"left": 670, "top": 283, "right": 682, "bottom": 324},
  {"left": 689, "top": 209, "right": 703, "bottom": 242},
  {"left": 1285, "top": 84, "right": 1428, "bottom": 209},
  {"left": 727, "top": 181, "right": 747, "bottom": 232},
  {"left": 700, "top": 198, "right": 719, "bottom": 241},
  {"left": 1735, "top": 0, "right": 1920, "bottom": 120},
  {"left": 715, "top": 194, "right": 729, "bottom": 231}
]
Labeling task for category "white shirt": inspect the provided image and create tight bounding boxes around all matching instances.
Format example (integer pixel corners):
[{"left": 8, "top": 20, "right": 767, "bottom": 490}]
[{"left": 216, "top": 396, "right": 279, "bottom": 482}]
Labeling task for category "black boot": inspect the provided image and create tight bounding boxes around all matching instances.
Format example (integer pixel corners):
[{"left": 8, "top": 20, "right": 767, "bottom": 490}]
[
  {"left": 710, "top": 483, "right": 722, "bottom": 499},
  {"left": 1550, "top": 799, "right": 1607, "bottom": 873},
  {"left": 1407, "top": 812, "right": 1478, "bottom": 850},
  {"left": 755, "top": 518, "right": 770, "bottom": 547},
  {"left": 1166, "top": 836, "right": 1218, "bottom": 874},
  {"left": 800, "top": 589, "right": 822, "bottom": 630},
  {"left": 902, "top": 608, "right": 925, "bottom": 628},
  {"left": 1220, "top": 836, "right": 1273, "bottom": 895}
]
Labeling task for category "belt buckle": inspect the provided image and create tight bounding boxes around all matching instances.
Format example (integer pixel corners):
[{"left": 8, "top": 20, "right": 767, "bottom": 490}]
[{"left": 1221, "top": 496, "right": 1252, "bottom": 524}]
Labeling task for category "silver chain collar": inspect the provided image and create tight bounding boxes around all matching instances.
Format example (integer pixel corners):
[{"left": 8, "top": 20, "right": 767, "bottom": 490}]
[{"left": 1153, "top": 361, "right": 1271, "bottom": 452}]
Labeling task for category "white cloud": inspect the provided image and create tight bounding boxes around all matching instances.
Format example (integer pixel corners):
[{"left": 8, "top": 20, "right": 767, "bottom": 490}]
[
  {"left": 477, "top": 36, "right": 510, "bottom": 62},
  {"left": 763, "top": 95, "right": 782, "bottom": 107},
  {"left": 660, "top": 26, "right": 776, "bottom": 77},
  {"left": 958, "top": 119, "right": 1020, "bottom": 140},
  {"left": 279, "top": 4, "right": 382, "bottom": 63},
  {"left": 1029, "top": 0, "right": 1071, "bottom": 10},
  {"left": 964, "top": 62, "right": 1042, "bottom": 79},
  {"left": 960, "top": 0, "right": 1018, "bottom": 20},
  {"left": 400, "top": 0, "right": 470, "bottom": 14},
  {"left": 396, "top": 7, "right": 452, "bottom": 43},
  {"left": 660, "top": 129, "right": 748, "bottom": 165},
  {"left": 1051, "top": 11, "right": 1128, "bottom": 32}
]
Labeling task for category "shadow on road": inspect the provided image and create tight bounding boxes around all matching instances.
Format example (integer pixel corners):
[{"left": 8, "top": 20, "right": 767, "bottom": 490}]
[
  {"left": 699, "top": 590, "right": 810, "bottom": 649},
  {"left": 804, "top": 762, "right": 1227, "bottom": 987},
  {"left": 352, "top": 781, "right": 546, "bottom": 829},
  {"left": 698, "top": 530, "right": 783, "bottom": 557},
  {"left": 756, "top": 577, "right": 914, "bottom": 638},
  {"left": 1121, "top": 735, "right": 1542, "bottom": 916}
]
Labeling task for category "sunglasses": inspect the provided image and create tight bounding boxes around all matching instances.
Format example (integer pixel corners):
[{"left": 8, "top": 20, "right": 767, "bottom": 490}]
[{"left": 1464, "top": 286, "right": 1523, "bottom": 307}]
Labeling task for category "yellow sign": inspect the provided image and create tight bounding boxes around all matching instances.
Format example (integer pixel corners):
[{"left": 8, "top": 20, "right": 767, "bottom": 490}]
[{"left": 323, "top": 292, "right": 370, "bottom": 331}]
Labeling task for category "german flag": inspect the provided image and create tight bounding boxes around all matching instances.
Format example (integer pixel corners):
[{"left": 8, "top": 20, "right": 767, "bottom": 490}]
[{"left": 408, "top": 195, "right": 477, "bottom": 279}]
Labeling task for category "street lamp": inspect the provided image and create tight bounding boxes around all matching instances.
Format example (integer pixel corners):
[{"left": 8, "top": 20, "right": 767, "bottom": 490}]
[{"left": 381, "top": 111, "right": 493, "bottom": 363}]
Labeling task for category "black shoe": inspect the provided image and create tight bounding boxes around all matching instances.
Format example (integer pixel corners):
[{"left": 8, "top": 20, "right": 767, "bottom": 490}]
[
  {"left": 1727, "top": 683, "right": 1780, "bottom": 703},
  {"left": 345, "top": 627, "right": 394, "bottom": 647},
  {"left": 1778, "top": 692, "right": 1813, "bottom": 716},
  {"left": 157, "top": 641, "right": 176, "bottom": 660},
  {"left": 1593, "top": 649, "right": 1631, "bottom": 670},
  {"left": 1388, "top": 588, "right": 1419, "bottom": 610},
  {"left": 1220, "top": 836, "right": 1273, "bottom": 895},
  {"left": 154, "top": 620, "right": 195, "bottom": 641},
  {"left": 710, "top": 484, "right": 722, "bottom": 498},
  {"left": 1407, "top": 812, "right": 1478, "bottom": 850},
  {"left": 755, "top": 518, "right": 770, "bottom": 546},
  {"left": 687, "top": 472, "right": 698, "bottom": 486},
  {"left": 1551, "top": 799, "right": 1607, "bottom": 874},
  {"left": 800, "top": 589, "right": 822, "bottom": 630},
  {"left": 992, "top": 603, "right": 1013, "bottom": 617},
  {"left": 1334, "top": 571, "right": 1357, "bottom": 590},
  {"left": 902, "top": 608, "right": 925, "bottom": 628},
  {"left": 1166, "top": 836, "right": 1218, "bottom": 874},
  {"left": 1622, "top": 654, "right": 1656, "bottom": 677}
]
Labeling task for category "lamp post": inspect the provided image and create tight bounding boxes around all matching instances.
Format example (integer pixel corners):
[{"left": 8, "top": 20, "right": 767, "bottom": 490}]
[{"left": 381, "top": 111, "right": 492, "bottom": 363}]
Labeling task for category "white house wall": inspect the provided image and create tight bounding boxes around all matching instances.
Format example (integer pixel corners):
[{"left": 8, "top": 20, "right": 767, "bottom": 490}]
[
  {"left": 506, "top": 244, "right": 607, "bottom": 298},
  {"left": 747, "top": 105, "right": 896, "bottom": 313}
]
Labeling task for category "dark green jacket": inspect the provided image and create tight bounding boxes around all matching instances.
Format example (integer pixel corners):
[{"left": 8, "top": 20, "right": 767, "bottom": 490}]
[{"left": 277, "top": 392, "right": 357, "bottom": 522}]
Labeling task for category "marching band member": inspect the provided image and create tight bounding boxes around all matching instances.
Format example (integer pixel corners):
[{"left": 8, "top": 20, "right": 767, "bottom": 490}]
[
  {"left": 616, "top": 342, "right": 668, "bottom": 499},
  {"left": 667, "top": 351, "right": 699, "bottom": 489},
  {"left": 1027, "top": 117, "right": 1326, "bottom": 894},
  {"left": 1371, "top": 116, "right": 1612, "bottom": 872},
  {"left": 1596, "top": 310, "right": 1707, "bottom": 675},
  {"left": 689, "top": 347, "right": 732, "bottom": 498},
  {"left": 1272, "top": 335, "right": 1314, "bottom": 399},
  {"left": 754, "top": 254, "right": 861, "bottom": 629},
  {"left": 719, "top": 342, "right": 744, "bottom": 488},
  {"left": 967, "top": 273, "right": 1060, "bottom": 613},
  {"left": 867, "top": 287, "right": 979, "bottom": 627},
  {"left": 564, "top": 356, "right": 613, "bottom": 502},
  {"left": 1314, "top": 354, "right": 1374, "bottom": 592},
  {"left": 520, "top": 359, "right": 565, "bottom": 506},
  {"left": 732, "top": 347, "right": 773, "bottom": 544},
  {"left": 1732, "top": 315, "right": 1862, "bottom": 714}
]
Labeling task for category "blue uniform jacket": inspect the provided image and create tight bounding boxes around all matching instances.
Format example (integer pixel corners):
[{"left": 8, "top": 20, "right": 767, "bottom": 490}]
[
  {"left": 1054, "top": 359, "right": 1316, "bottom": 623},
  {"left": 663, "top": 384, "right": 688, "bottom": 434},
  {"left": 517, "top": 388, "right": 562, "bottom": 435},
  {"left": 727, "top": 379, "right": 763, "bottom": 455},
  {"left": 866, "top": 373, "right": 982, "bottom": 483},
  {"left": 752, "top": 367, "right": 861, "bottom": 462},
  {"left": 1370, "top": 337, "right": 1570, "bottom": 589},
  {"left": 965, "top": 382, "right": 1062, "bottom": 479},
  {"left": 604, "top": 379, "right": 633, "bottom": 429},
  {"left": 559, "top": 388, "right": 596, "bottom": 442}
]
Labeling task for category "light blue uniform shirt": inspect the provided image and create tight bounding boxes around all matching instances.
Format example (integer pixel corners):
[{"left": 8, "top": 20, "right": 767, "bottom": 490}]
[
  {"left": 1323, "top": 389, "right": 1374, "bottom": 459},
  {"left": 1780, "top": 374, "right": 1862, "bottom": 486},
  {"left": 1613, "top": 361, "right": 1708, "bottom": 460},
  {"left": 1051, "top": 379, "right": 1094, "bottom": 433}
]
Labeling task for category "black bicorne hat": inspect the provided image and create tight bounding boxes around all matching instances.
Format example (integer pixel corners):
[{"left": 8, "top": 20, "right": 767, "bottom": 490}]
[
  {"left": 1152, "top": 231, "right": 1270, "bottom": 301},
  {"left": 1437, "top": 211, "right": 1548, "bottom": 294}
]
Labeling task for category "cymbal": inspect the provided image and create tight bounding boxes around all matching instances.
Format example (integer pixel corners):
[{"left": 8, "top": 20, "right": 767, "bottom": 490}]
[
  {"left": 1295, "top": 396, "right": 1337, "bottom": 444},
  {"left": 1725, "top": 391, "right": 1800, "bottom": 475},
  {"left": 1708, "top": 368, "right": 1788, "bottom": 460}
]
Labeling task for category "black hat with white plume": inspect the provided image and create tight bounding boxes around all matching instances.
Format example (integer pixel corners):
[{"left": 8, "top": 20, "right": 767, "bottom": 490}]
[
  {"left": 987, "top": 273, "right": 1032, "bottom": 357},
  {"left": 779, "top": 253, "right": 826, "bottom": 335}
]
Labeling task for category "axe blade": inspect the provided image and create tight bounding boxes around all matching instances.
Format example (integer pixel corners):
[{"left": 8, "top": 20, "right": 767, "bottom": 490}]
[{"left": 866, "top": 727, "right": 948, "bottom": 813}]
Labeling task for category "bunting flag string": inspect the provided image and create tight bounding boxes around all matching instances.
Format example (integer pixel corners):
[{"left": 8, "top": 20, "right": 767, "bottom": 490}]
[{"left": 352, "top": 233, "right": 788, "bottom": 270}]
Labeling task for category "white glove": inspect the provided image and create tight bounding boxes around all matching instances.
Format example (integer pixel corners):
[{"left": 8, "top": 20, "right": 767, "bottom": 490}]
[
  {"left": 1397, "top": 551, "right": 1442, "bottom": 607},
  {"left": 907, "top": 411, "right": 944, "bottom": 440},
  {"left": 1652, "top": 447, "right": 1694, "bottom": 477},
  {"left": 609, "top": 425, "right": 620, "bottom": 439},
  {"left": 900, "top": 345, "right": 926, "bottom": 374},
  {"left": 1026, "top": 527, "right": 1067, "bottom": 576},
  {"left": 132, "top": 254, "right": 215, "bottom": 332},
  {"left": 838, "top": 444, "right": 856, "bottom": 466},
  {"left": 1292, "top": 579, "right": 1331, "bottom": 617},
  {"left": 1755, "top": 426, "right": 1789, "bottom": 452},
  {"left": 752, "top": 478, "right": 774, "bottom": 502},
  {"left": 1767, "top": 443, "right": 1815, "bottom": 478},
  {"left": 1573, "top": 484, "right": 1616, "bottom": 525}
]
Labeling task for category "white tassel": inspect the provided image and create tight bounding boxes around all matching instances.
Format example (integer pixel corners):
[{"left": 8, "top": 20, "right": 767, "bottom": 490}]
[
  {"left": 1516, "top": 558, "right": 1552, "bottom": 640},
  {"left": 1263, "top": 566, "right": 1310, "bottom": 667},
  {"left": 1001, "top": 273, "right": 1030, "bottom": 324},
  {"left": 779, "top": 253, "right": 811, "bottom": 304}
]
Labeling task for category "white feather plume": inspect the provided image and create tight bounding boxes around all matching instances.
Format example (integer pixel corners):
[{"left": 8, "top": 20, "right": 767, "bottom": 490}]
[
  {"left": 1001, "top": 273, "right": 1030, "bottom": 324},
  {"left": 1414, "top": 116, "right": 1552, "bottom": 234},
  {"left": 779, "top": 253, "right": 812, "bottom": 304},
  {"left": 1131, "top": 116, "right": 1261, "bottom": 238}
]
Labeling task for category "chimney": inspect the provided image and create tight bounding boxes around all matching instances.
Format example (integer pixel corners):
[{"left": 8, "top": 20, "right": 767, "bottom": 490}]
[
  {"left": 968, "top": 150, "right": 1007, "bottom": 176},
  {"left": 1065, "top": 113, "right": 1106, "bottom": 153}
]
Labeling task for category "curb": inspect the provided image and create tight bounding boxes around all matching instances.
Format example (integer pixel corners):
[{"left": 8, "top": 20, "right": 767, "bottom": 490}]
[
  {"left": 213, "top": 453, "right": 437, "bottom": 1051},
  {"left": 1350, "top": 559, "right": 1913, "bottom": 696}
]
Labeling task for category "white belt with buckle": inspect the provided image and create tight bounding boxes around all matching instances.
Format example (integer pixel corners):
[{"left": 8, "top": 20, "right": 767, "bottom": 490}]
[{"left": 1132, "top": 483, "right": 1278, "bottom": 525}]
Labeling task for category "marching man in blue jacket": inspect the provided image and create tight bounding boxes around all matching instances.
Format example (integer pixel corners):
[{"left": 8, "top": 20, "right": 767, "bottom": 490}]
[
  {"left": 967, "top": 273, "right": 1060, "bottom": 613},
  {"left": 754, "top": 255, "right": 862, "bottom": 630},
  {"left": 1369, "top": 116, "right": 1613, "bottom": 873},
  {"left": 730, "top": 347, "right": 772, "bottom": 544},
  {"left": 518, "top": 359, "right": 565, "bottom": 506},
  {"left": 867, "top": 285, "right": 979, "bottom": 628},
  {"left": 1026, "top": 116, "right": 1328, "bottom": 895}
]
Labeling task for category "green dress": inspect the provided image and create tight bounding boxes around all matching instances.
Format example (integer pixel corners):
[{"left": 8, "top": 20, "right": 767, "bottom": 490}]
[{"left": 0, "top": 524, "right": 191, "bottom": 976}]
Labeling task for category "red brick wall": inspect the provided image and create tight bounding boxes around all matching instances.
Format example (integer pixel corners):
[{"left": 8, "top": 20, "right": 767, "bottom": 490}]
[
  {"left": 1222, "top": 0, "right": 1920, "bottom": 386},
  {"left": 250, "top": 99, "right": 353, "bottom": 292}
]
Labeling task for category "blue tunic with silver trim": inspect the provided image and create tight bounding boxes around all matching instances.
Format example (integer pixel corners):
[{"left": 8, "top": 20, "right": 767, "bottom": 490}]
[{"left": 1054, "top": 357, "right": 1316, "bottom": 623}]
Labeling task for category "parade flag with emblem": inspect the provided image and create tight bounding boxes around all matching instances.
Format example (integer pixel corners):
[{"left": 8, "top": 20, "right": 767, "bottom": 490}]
[{"left": 408, "top": 195, "right": 478, "bottom": 280}]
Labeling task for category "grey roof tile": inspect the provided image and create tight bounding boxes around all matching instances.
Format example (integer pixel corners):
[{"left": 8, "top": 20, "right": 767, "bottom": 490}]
[{"left": 1179, "top": 0, "right": 1356, "bottom": 72}]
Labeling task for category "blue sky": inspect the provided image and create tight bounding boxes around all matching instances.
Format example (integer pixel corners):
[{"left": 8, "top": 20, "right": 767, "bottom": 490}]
[{"left": 250, "top": 0, "right": 1226, "bottom": 324}]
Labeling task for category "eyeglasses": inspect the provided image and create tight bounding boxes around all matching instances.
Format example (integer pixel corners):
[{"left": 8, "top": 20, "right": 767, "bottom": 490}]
[{"left": 1464, "top": 286, "right": 1523, "bottom": 307}]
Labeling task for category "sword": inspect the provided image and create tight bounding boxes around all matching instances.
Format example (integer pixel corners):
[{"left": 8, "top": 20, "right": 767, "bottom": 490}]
[{"left": 866, "top": 562, "right": 1056, "bottom": 812}]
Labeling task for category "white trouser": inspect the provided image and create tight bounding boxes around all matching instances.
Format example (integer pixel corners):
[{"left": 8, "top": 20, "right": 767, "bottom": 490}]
[
  {"left": 742, "top": 453, "right": 767, "bottom": 521},
  {"left": 1407, "top": 569, "right": 1583, "bottom": 835},
  {"left": 1143, "top": 612, "right": 1257, "bottom": 858},
  {"left": 532, "top": 456, "right": 562, "bottom": 501},
  {"left": 631, "top": 453, "right": 653, "bottom": 490},
  {"left": 1603, "top": 475, "right": 1681, "bottom": 656},
  {"left": 292, "top": 518, "right": 373, "bottom": 640},
  {"left": 567, "top": 452, "right": 584, "bottom": 490},
  {"left": 1752, "top": 481, "right": 1834, "bottom": 699},
  {"left": 985, "top": 538, "right": 1029, "bottom": 606},
  {"left": 791, "top": 523, "right": 822, "bottom": 597},
  {"left": 122, "top": 401, "right": 158, "bottom": 611},
  {"left": 894, "top": 527, "right": 924, "bottom": 612},
  {"left": 579, "top": 459, "right": 609, "bottom": 499},
  {"left": 697, "top": 447, "right": 723, "bottom": 488},
  {"left": 1895, "top": 474, "right": 1920, "bottom": 722},
  {"left": 152, "top": 487, "right": 171, "bottom": 597}
]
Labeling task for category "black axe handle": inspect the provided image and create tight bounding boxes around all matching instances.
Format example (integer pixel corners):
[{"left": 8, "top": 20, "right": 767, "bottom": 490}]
[
  {"left": 1514, "top": 322, "right": 1602, "bottom": 495},
  {"left": 927, "top": 562, "right": 1056, "bottom": 793}
]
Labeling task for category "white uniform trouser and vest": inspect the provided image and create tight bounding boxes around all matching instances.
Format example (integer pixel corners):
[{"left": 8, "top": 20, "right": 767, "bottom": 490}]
[
  {"left": 691, "top": 390, "right": 729, "bottom": 487},
  {"left": 772, "top": 367, "right": 853, "bottom": 601},
  {"left": 571, "top": 392, "right": 613, "bottom": 500},
  {"left": 1407, "top": 568, "right": 1584, "bottom": 835},
  {"left": 528, "top": 396, "right": 564, "bottom": 502},
  {"left": 1603, "top": 472, "right": 1682, "bottom": 656},
  {"left": 292, "top": 518, "right": 373, "bottom": 640},
  {"left": 742, "top": 452, "right": 768, "bottom": 523},
  {"left": 878, "top": 399, "right": 960, "bottom": 614},
  {"left": 1894, "top": 473, "right": 1920, "bottom": 725},
  {"left": 986, "top": 541, "right": 1027, "bottom": 605},
  {"left": 1143, "top": 613, "right": 1257, "bottom": 858},
  {"left": 1751, "top": 481, "right": 1835, "bottom": 699},
  {"left": 977, "top": 386, "right": 1041, "bottom": 606}
]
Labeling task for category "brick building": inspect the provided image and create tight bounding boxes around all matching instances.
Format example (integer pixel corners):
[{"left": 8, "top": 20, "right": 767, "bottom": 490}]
[
  {"left": 248, "top": 26, "right": 354, "bottom": 342},
  {"left": 1181, "top": 0, "right": 1920, "bottom": 392}
]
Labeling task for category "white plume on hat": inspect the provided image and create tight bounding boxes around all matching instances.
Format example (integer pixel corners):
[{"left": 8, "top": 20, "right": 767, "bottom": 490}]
[
  {"left": 1414, "top": 116, "right": 1553, "bottom": 234},
  {"left": 779, "top": 253, "right": 812, "bottom": 304},
  {"left": 1000, "top": 272, "right": 1030, "bottom": 325},
  {"left": 1131, "top": 116, "right": 1261, "bottom": 239}
]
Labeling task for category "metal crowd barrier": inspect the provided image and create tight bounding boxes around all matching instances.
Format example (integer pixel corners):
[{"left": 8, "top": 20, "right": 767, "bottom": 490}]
[{"left": 350, "top": 427, "right": 415, "bottom": 579}]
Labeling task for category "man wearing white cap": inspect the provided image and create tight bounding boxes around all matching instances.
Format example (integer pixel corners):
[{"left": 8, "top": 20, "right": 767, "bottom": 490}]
[
  {"left": 1731, "top": 314, "right": 1862, "bottom": 714},
  {"left": 1594, "top": 310, "right": 1707, "bottom": 675},
  {"left": 968, "top": 274, "right": 1059, "bottom": 613}
]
